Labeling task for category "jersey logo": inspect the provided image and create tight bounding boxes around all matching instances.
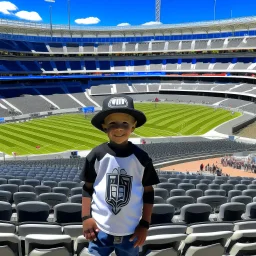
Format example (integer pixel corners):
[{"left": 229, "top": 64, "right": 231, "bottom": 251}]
[
  {"left": 105, "top": 167, "right": 132, "bottom": 215},
  {"left": 108, "top": 97, "right": 128, "bottom": 108}
]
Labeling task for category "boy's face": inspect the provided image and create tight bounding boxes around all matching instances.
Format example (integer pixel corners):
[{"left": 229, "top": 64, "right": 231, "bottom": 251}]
[{"left": 102, "top": 113, "right": 136, "bottom": 145}]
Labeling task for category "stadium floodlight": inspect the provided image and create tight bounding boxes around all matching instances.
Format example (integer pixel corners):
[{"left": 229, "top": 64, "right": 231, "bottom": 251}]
[
  {"left": 155, "top": 0, "right": 161, "bottom": 22},
  {"left": 44, "top": 0, "right": 55, "bottom": 36}
]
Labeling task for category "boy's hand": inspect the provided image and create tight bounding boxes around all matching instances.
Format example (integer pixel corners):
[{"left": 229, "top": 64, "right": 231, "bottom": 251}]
[
  {"left": 83, "top": 218, "right": 100, "bottom": 241},
  {"left": 129, "top": 225, "right": 148, "bottom": 248}
]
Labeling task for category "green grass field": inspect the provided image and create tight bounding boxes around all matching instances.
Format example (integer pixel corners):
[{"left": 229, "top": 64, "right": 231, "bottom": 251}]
[{"left": 0, "top": 103, "right": 240, "bottom": 155}]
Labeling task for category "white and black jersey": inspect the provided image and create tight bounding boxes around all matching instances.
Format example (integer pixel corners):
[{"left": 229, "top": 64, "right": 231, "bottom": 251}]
[{"left": 80, "top": 142, "right": 160, "bottom": 236}]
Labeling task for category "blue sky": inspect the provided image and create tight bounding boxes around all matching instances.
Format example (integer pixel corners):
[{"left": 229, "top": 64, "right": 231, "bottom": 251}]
[{"left": 0, "top": 0, "right": 255, "bottom": 26}]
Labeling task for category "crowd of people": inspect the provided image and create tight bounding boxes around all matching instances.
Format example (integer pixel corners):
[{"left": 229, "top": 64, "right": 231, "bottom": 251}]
[
  {"left": 221, "top": 156, "right": 256, "bottom": 173},
  {"left": 199, "top": 163, "right": 225, "bottom": 176}
]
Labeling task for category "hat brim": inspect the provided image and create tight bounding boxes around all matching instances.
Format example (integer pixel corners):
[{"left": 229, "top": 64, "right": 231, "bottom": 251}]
[{"left": 91, "top": 108, "right": 146, "bottom": 131}]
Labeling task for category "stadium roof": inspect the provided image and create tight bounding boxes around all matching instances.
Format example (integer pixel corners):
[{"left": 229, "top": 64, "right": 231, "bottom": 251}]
[{"left": 1, "top": 16, "right": 256, "bottom": 36}]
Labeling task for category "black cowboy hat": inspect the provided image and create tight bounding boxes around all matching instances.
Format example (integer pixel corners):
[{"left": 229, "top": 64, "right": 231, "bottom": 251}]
[{"left": 91, "top": 94, "right": 146, "bottom": 131}]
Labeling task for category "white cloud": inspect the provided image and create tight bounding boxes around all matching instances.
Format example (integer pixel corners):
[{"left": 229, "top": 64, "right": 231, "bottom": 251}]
[
  {"left": 15, "top": 11, "right": 42, "bottom": 21},
  {"left": 117, "top": 22, "right": 131, "bottom": 27},
  {"left": 75, "top": 17, "right": 100, "bottom": 25},
  {"left": 142, "top": 21, "right": 162, "bottom": 26},
  {"left": 0, "top": 1, "right": 17, "bottom": 15}
]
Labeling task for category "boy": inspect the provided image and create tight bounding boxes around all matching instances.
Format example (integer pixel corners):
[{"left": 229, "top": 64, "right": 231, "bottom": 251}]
[{"left": 80, "top": 94, "right": 160, "bottom": 256}]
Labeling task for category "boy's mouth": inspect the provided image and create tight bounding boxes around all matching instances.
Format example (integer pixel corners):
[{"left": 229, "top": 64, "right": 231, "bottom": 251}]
[{"left": 114, "top": 134, "right": 124, "bottom": 137}]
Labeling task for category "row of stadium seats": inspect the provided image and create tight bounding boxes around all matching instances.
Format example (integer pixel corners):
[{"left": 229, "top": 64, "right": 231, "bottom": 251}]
[
  {"left": 2, "top": 37, "right": 256, "bottom": 53},
  {"left": 2, "top": 58, "right": 256, "bottom": 73}
]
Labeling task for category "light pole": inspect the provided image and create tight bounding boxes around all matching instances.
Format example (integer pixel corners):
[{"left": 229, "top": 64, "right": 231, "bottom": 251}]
[
  {"left": 68, "top": 0, "right": 71, "bottom": 30},
  {"left": 45, "top": 0, "right": 55, "bottom": 36},
  {"left": 214, "top": 0, "right": 216, "bottom": 20}
]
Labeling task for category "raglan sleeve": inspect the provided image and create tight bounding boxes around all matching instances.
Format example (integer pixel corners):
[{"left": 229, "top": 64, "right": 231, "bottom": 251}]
[
  {"left": 79, "top": 150, "right": 97, "bottom": 183},
  {"left": 142, "top": 157, "right": 160, "bottom": 187}
]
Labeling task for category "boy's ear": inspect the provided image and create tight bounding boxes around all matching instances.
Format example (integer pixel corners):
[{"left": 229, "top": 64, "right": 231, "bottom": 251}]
[
  {"left": 102, "top": 124, "right": 107, "bottom": 133},
  {"left": 131, "top": 121, "right": 137, "bottom": 132}
]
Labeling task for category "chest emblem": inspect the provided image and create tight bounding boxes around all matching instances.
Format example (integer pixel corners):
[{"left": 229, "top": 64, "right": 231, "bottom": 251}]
[{"left": 105, "top": 167, "right": 133, "bottom": 215}]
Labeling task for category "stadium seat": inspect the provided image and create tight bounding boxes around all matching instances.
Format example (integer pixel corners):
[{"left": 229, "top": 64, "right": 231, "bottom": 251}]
[
  {"left": 58, "top": 181, "right": 79, "bottom": 190},
  {"left": 63, "top": 224, "right": 83, "bottom": 239},
  {"left": 13, "top": 192, "right": 36, "bottom": 205},
  {"left": 25, "top": 234, "right": 72, "bottom": 256},
  {"left": 208, "top": 184, "right": 220, "bottom": 190},
  {"left": 218, "top": 202, "right": 245, "bottom": 221},
  {"left": 154, "top": 196, "right": 166, "bottom": 204},
  {"left": 220, "top": 184, "right": 234, "bottom": 196},
  {"left": 38, "top": 193, "right": 68, "bottom": 208},
  {"left": 196, "top": 184, "right": 208, "bottom": 192},
  {"left": 179, "top": 231, "right": 232, "bottom": 256},
  {"left": 234, "top": 220, "right": 256, "bottom": 230},
  {"left": 52, "top": 187, "right": 70, "bottom": 196},
  {"left": 227, "top": 190, "right": 242, "bottom": 202},
  {"left": 242, "top": 202, "right": 256, "bottom": 219},
  {"left": 8, "top": 179, "right": 23, "bottom": 186},
  {"left": 140, "top": 234, "right": 187, "bottom": 256},
  {"left": 0, "top": 184, "right": 18, "bottom": 202},
  {"left": 19, "top": 185, "right": 35, "bottom": 193},
  {"left": 70, "top": 187, "right": 82, "bottom": 196},
  {"left": 70, "top": 194, "right": 82, "bottom": 204},
  {"left": 0, "top": 178, "right": 7, "bottom": 185},
  {"left": 213, "top": 180, "right": 225, "bottom": 185},
  {"left": 0, "top": 202, "right": 12, "bottom": 221},
  {"left": 231, "top": 195, "right": 252, "bottom": 205},
  {"left": 178, "top": 184, "right": 195, "bottom": 191},
  {"left": 159, "top": 177, "right": 168, "bottom": 183},
  {"left": 166, "top": 196, "right": 194, "bottom": 214},
  {"left": 54, "top": 203, "right": 82, "bottom": 224},
  {"left": 185, "top": 189, "right": 203, "bottom": 201},
  {"left": 235, "top": 184, "right": 247, "bottom": 191},
  {"left": 227, "top": 180, "right": 239, "bottom": 185},
  {"left": 35, "top": 185, "right": 51, "bottom": 195},
  {"left": 154, "top": 188, "right": 169, "bottom": 200},
  {"left": 197, "top": 196, "right": 227, "bottom": 213},
  {"left": 168, "top": 178, "right": 181, "bottom": 186},
  {"left": 204, "top": 189, "right": 225, "bottom": 196},
  {"left": 186, "top": 222, "right": 234, "bottom": 234},
  {"left": 170, "top": 189, "right": 186, "bottom": 197},
  {"left": 0, "top": 222, "right": 15, "bottom": 233},
  {"left": 24, "top": 179, "right": 40, "bottom": 187},
  {"left": 248, "top": 184, "right": 256, "bottom": 190},
  {"left": 242, "top": 189, "right": 256, "bottom": 198},
  {"left": 0, "top": 233, "right": 20, "bottom": 256},
  {"left": 147, "top": 225, "right": 187, "bottom": 236},
  {"left": 16, "top": 201, "right": 50, "bottom": 222},
  {"left": 181, "top": 179, "right": 190, "bottom": 184},
  {"left": 41, "top": 181, "right": 58, "bottom": 189},
  {"left": 151, "top": 204, "right": 175, "bottom": 225},
  {"left": 229, "top": 242, "right": 256, "bottom": 256},
  {"left": 241, "top": 180, "right": 251, "bottom": 185},
  {"left": 157, "top": 182, "right": 176, "bottom": 191},
  {"left": 178, "top": 203, "right": 211, "bottom": 224},
  {"left": 0, "top": 191, "right": 12, "bottom": 203},
  {"left": 189, "top": 179, "right": 199, "bottom": 186}
]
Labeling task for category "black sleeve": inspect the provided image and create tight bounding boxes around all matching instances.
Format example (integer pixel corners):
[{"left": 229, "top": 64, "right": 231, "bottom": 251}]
[
  {"left": 142, "top": 159, "right": 160, "bottom": 187},
  {"left": 79, "top": 150, "right": 97, "bottom": 183}
]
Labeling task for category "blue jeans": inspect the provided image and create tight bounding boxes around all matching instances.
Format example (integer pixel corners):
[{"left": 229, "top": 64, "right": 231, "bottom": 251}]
[{"left": 88, "top": 230, "right": 139, "bottom": 256}]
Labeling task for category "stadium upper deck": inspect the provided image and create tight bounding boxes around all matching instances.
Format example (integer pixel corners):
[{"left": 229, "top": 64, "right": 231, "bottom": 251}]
[{"left": 1, "top": 17, "right": 256, "bottom": 42}]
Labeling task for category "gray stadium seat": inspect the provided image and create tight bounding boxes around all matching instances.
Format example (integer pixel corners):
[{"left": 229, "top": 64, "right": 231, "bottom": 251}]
[
  {"left": 204, "top": 189, "right": 226, "bottom": 196},
  {"left": 19, "top": 185, "right": 35, "bottom": 193},
  {"left": 24, "top": 179, "right": 40, "bottom": 187},
  {"left": 180, "top": 231, "right": 232, "bottom": 256},
  {"left": 168, "top": 178, "right": 181, "bottom": 186},
  {"left": 248, "top": 184, "right": 256, "bottom": 190},
  {"left": 71, "top": 187, "right": 82, "bottom": 196},
  {"left": 197, "top": 196, "right": 227, "bottom": 212},
  {"left": 147, "top": 225, "right": 187, "bottom": 236},
  {"left": 0, "top": 190, "right": 12, "bottom": 203},
  {"left": 141, "top": 234, "right": 187, "bottom": 256},
  {"left": 70, "top": 194, "right": 82, "bottom": 204},
  {"left": 241, "top": 180, "right": 251, "bottom": 185},
  {"left": 167, "top": 196, "right": 194, "bottom": 213},
  {"left": 227, "top": 180, "right": 239, "bottom": 185},
  {"left": 0, "top": 178, "right": 7, "bottom": 185},
  {"left": 54, "top": 203, "right": 82, "bottom": 224},
  {"left": 229, "top": 242, "right": 256, "bottom": 256},
  {"left": 13, "top": 192, "right": 36, "bottom": 205},
  {"left": 220, "top": 184, "right": 234, "bottom": 196},
  {"left": 42, "top": 181, "right": 58, "bottom": 189},
  {"left": 179, "top": 203, "right": 211, "bottom": 224},
  {"left": 227, "top": 190, "right": 242, "bottom": 202},
  {"left": 242, "top": 202, "right": 256, "bottom": 220},
  {"left": 189, "top": 179, "right": 200, "bottom": 186},
  {"left": 231, "top": 195, "right": 252, "bottom": 205},
  {"left": 185, "top": 189, "right": 203, "bottom": 201},
  {"left": 185, "top": 243, "right": 224, "bottom": 256},
  {"left": 16, "top": 201, "right": 50, "bottom": 222},
  {"left": 25, "top": 234, "right": 72, "bottom": 256},
  {"left": 213, "top": 180, "right": 225, "bottom": 185},
  {"left": 39, "top": 193, "right": 68, "bottom": 208},
  {"left": 178, "top": 184, "right": 195, "bottom": 191},
  {"left": 154, "top": 188, "right": 169, "bottom": 200},
  {"left": 200, "top": 179, "right": 211, "bottom": 185},
  {"left": 218, "top": 202, "right": 245, "bottom": 221},
  {"left": 154, "top": 196, "right": 165, "bottom": 204},
  {"left": 170, "top": 189, "right": 186, "bottom": 197},
  {"left": 151, "top": 204, "right": 175, "bottom": 225},
  {"left": 0, "top": 233, "right": 20, "bottom": 256},
  {"left": 52, "top": 187, "right": 70, "bottom": 196},
  {"left": 187, "top": 222, "right": 234, "bottom": 234},
  {"left": 208, "top": 184, "right": 220, "bottom": 190},
  {"left": 8, "top": 179, "right": 23, "bottom": 186},
  {"left": 0, "top": 202, "right": 12, "bottom": 221},
  {"left": 0, "top": 222, "right": 15, "bottom": 233},
  {"left": 242, "top": 189, "right": 256, "bottom": 198},
  {"left": 234, "top": 220, "right": 256, "bottom": 230},
  {"left": 235, "top": 184, "right": 247, "bottom": 191},
  {"left": 196, "top": 184, "right": 208, "bottom": 192},
  {"left": 0, "top": 184, "right": 18, "bottom": 202},
  {"left": 58, "top": 181, "right": 79, "bottom": 190},
  {"left": 159, "top": 177, "right": 168, "bottom": 183},
  {"left": 182, "top": 179, "right": 190, "bottom": 184},
  {"left": 35, "top": 185, "right": 51, "bottom": 195},
  {"left": 157, "top": 183, "right": 176, "bottom": 191},
  {"left": 63, "top": 224, "right": 83, "bottom": 239}
]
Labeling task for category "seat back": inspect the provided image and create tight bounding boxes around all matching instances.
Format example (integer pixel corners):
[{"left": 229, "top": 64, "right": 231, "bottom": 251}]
[
  {"left": 208, "top": 184, "right": 220, "bottom": 190},
  {"left": 58, "top": 181, "right": 78, "bottom": 190},
  {"left": 0, "top": 191, "right": 12, "bottom": 203},
  {"left": 185, "top": 243, "right": 224, "bottom": 256},
  {"left": 166, "top": 196, "right": 194, "bottom": 211},
  {"left": 235, "top": 184, "right": 247, "bottom": 191},
  {"left": 38, "top": 193, "right": 68, "bottom": 208},
  {"left": 197, "top": 196, "right": 227, "bottom": 210},
  {"left": 196, "top": 184, "right": 208, "bottom": 192},
  {"left": 157, "top": 183, "right": 176, "bottom": 191},
  {"left": 8, "top": 179, "right": 23, "bottom": 186},
  {"left": 52, "top": 187, "right": 70, "bottom": 196},
  {"left": 178, "top": 184, "right": 195, "bottom": 191},
  {"left": 54, "top": 203, "right": 82, "bottom": 224},
  {"left": 19, "top": 185, "right": 35, "bottom": 193},
  {"left": 24, "top": 179, "right": 40, "bottom": 187},
  {"left": 151, "top": 204, "right": 175, "bottom": 225},
  {"left": 70, "top": 187, "right": 82, "bottom": 196},
  {"left": 219, "top": 202, "right": 245, "bottom": 221},
  {"left": 231, "top": 196, "right": 252, "bottom": 205},
  {"left": 204, "top": 189, "right": 226, "bottom": 196},
  {"left": 13, "top": 192, "right": 36, "bottom": 205},
  {"left": 35, "top": 185, "right": 51, "bottom": 195},
  {"left": 0, "top": 202, "right": 12, "bottom": 221},
  {"left": 170, "top": 189, "right": 186, "bottom": 197},
  {"left": 41, "top": 181, "right": 58, "bottom": 189},
  {"left": 227, "top": 190, "right": 242, "bottom": 202},
  {"left": 70, "top": 195, "right": 82, "bottom": 204},
  {"left": 0, "top": 233, "right": 20, "bottom": 256},
  {"left": 154, "top": 188, "right": 169, "bottom": 200},
  {"left": 186, "top": 189, "right": 203, "bottom": 201}
]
